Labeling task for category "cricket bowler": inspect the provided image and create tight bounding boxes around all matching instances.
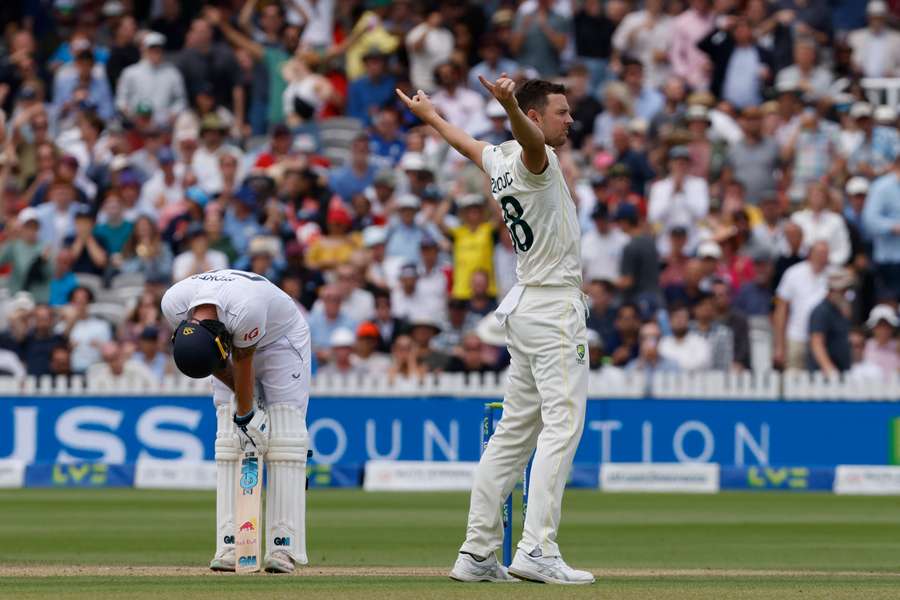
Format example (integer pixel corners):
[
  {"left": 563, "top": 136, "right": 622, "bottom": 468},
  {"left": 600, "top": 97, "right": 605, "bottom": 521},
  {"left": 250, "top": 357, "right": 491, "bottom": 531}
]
[
  {"left": 397, "top": 76, "right": 593, "bottom": 584},
  {"left": 162, "top": 269, "right": 311, "bottom": 573}
]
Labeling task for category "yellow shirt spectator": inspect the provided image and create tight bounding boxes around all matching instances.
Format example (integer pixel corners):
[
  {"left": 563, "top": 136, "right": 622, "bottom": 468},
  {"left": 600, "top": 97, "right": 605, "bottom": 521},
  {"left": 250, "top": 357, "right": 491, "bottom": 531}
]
[
  {"left": 345, "top": 9, "right": 399, "bottom": 81},
  {"left": 449, "top": 221, "right": 497, "bottom": 300}
]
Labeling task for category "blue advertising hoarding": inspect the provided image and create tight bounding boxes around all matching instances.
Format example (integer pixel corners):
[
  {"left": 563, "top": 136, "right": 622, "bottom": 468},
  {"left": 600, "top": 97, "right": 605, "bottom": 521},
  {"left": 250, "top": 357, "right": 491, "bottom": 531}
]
[{"left": 1, "top": 396, "right": 899, "bottom": 468}]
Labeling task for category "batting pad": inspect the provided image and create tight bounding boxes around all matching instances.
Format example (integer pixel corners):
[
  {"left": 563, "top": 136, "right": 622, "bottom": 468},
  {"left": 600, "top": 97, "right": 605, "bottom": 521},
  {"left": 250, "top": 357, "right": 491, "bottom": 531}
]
[
  {"left": 265, "top": 403, "right": 309, "bottom": 565},
  {"left": 215, "top": 405, "right": 240, "bottom": 556}
]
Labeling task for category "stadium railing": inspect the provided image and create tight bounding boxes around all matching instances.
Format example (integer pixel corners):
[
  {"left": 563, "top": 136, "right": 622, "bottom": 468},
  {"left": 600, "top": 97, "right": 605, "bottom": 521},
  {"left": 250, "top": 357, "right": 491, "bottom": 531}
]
[{"left": 2, "top": 371, "right": 898, "bottom": 401}]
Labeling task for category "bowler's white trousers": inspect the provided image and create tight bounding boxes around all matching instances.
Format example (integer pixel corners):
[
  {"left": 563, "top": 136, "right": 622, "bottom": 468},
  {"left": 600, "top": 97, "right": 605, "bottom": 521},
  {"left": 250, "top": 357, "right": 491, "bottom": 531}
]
[{"left": 460, "top": 285, "right": 589, "bottom": 558}]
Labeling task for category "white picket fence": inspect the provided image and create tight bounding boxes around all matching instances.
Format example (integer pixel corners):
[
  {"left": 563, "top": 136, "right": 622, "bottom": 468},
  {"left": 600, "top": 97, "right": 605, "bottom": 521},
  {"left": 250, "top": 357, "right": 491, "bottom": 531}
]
[{"left": 2, "top": 371, "right": 899, "bottom": 401}]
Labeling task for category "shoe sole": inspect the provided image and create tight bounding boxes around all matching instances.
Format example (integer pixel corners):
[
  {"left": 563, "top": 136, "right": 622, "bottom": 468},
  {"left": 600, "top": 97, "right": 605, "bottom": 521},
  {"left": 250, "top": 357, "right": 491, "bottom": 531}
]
[
  {"left": 508, "top": 566, "right": 594, "bottom": 585},
  {"left": 264, "top": 565, "right": 294, "bottom": 574},
  {"left": 209, "top": 564, "right": 235, "bottom": 573},
  {"left": 449, "top": 569, "right": 517, "bottom": 583}
]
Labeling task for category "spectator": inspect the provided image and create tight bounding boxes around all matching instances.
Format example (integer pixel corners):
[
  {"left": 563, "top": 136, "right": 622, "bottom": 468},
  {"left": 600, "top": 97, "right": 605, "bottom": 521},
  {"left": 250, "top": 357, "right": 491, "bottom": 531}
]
[
  {"left": 698, "top": 16, "right": 773, "bottom": 109},
  {"left": 172, "top": 223, "right": 228, "bottom": 282},
  {"left": 612, "top": 0, "right": 672, "bottom": 89},
  {"left": 305, "top": 205, "right": 360, "bottom": 272},
  {"left": 510, "top": 0, "right": 570, "bottom": 79},
  {"left": 782, "top": 106, "right": 839, "bottom": 204},
  {"left": 95, "top": 193, "right": 134, "bottom": 256},
  {"left": 728, "top": 106, "right": 780, "bottom": 205},
  {"left": 433, "top": 299, "right": 479, "bottom": 355},
  {"left": 616, "top": 203, "right": 660, "bottom": 314},
  {"left": 773, "top": 221, "right": 805, "bottom": 290},
  {"left": 711, "top": 278, "right": 751, "bottom": 370},
  {"left": 0, "top": 208, "right": 53, "bottom": 302},
  {"left": 659, "top": 226, "right": 690, "bottom": 289},
  {"left": 49, "top": 345, "right": 73, "bottom": 378},
  {"left": 692, "top": 291, "right": 736, "bottom": 372},
  {"left": 119, "top": 215, "right": 173, "bottom": 283},
  {"left": 573, "top": 0, "right": 615, "bottom": 93},
  {"left": 65, "top": 206, "right": 108, "bottom": 277},
  {"left": 34, "top": 180, "right": 84, "bottom": 251},
  {"left": 106, "top": 16, "right": 140, "bottom": 92},
  {"left": 478, "top": 101, "right": 515, "bottom": 147},
  {"left": 586, "top": 279, "right": 617, "bottom": 351},
  {"left": 86, "top": 340, "right": 155, "bottom": 385},
  {"left": 385, "top": 193, "right": 436, "bottom": 265},
  {"left": 582, "top": 203, "right": 629, "bottom": 284},
  {"left": 807, "top": 268, "right": 855, "bottom": 375},
  {"left": 648, "top": 146, "right": 709, "bottom": 256},
  {"left": 565, "top": 64, "right": 603, "bottom": 151},
  {"left": 467, "top": 270, "right": 498, "bottom": 318},
  {"left": 626, "top": 320, "right": 680, "bottom": 381},
  {"left": 683, "top": 104, "right": 723, "bottom": 180},
  {"left": 115, "top": 32, "right": 187, "bottom": 126},
  {"left": 432, "top": 194, "right": 495, "bottom": 301},
  {"left": 863, "top": 154, "right": 900, "bottom": 300},
  {"left": 734, "top": 252, "right": 775, "bottom": 317},
  {"left": 52, "top": 45, "right": 115, "bottom": 122},
  {"left": 313, "top": 263, "right": 374, "bottom": 323},
  {"left": 49, "top": 249, "right": 78, "bottom": 307},
  {"left": 668, "top": 0, "right": 714, "bottom": 91},
  {"left": 175, "top": 17, "right": 242, "bottom": 123},
  {"left": 18, "top": 304, "right": 66, "bottom": 375},
  {"left": 407, "top": 312, "right": 449, "bottom": 372},
  {"left": 372, "top": 290, "right": 404, "bottom": 353},
  {"left": 317, "top": 328, "right": 364, "bottom": 376},
  {"left": 431, "top": 62, "right": 487, "bottom": 137},
  {"left": 774, "top": 36, "right": 833, "bottom": 101},
  {"left": 620, "top": 57, "right": 664, "bottom": 125},
  {"left": 58, "top": 286, "right": 112, "bottom": 373},
  {"left": 417, "top": 236, "right": 449, "bottom": 319},
  {"left": 862, "top": 304, "right": 900, "bottom": 379},
  {"left": 592, "top": 81, "right": 632, "bottom": 151},
  {"left": 347, "top": 49, "right": 396, "bottom": 127},
  {"left": 848, "top": 1, "right": 900, "bottom": 78},
  {"left": 790, "top": 182, "right": 851, "bottom": 266},
  {"left": 132, "top": 325, "right": 169, "bottom": 379},
  {"left": 150, "top": 0, "right": 189, "bottom": 51},
  {"left": 329, "top": 135, "right": 378, "bottom": 202},
  {"left": 608, "top": 302, "right": 642, "bottom": 367},
  {"left": 281, "top": 49, "right": 336, "bottom": 127},
  {"left": 391, "top": 263, "right": 427, "bottom": 321},
  {"left": 353, "top": 322, "right": 392, "bottom": 376},
  {"left": 773, "top": 240, "right": 829, "bottom": 370},
  {"left": 586, "top": 329, "right": 605, "bottom": 371},
  {"left": 844, "top": 101, "right": 900, "bottom": 178},
  {"left": 469, "top": 36, "right": 521, "bottom": 100},
  {"left": 386, "top": 334, "right": 426, "bottom": 382},
  {"left": 406, "top": 11, "right": 455, "bottom": 93},
  {"left": 659, "top": 302, "right": 712, "bottom": 371},
  {"left": 307, "top": 284, "right": 358, "bottom": 362},
  {"left": 446, "top": 332, "right": 499, "bottom": 374}
]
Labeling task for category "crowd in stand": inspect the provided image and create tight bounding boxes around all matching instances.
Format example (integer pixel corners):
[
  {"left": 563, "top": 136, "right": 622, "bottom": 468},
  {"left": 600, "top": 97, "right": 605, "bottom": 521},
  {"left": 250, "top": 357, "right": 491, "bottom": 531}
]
[{"left": 1, "top": 0, "right": 900, "bottom": 385}]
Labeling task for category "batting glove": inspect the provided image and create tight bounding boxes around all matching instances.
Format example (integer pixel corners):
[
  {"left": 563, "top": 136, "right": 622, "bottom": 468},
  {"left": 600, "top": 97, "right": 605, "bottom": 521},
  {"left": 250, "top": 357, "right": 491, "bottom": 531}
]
[{"left": 234, "top": 409, "right": 269, "bottom": 455}]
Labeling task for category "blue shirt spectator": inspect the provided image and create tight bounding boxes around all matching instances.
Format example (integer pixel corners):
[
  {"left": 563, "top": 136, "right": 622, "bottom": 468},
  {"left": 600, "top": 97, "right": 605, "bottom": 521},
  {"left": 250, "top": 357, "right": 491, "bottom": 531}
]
[
  {"left": 307, "top": 285, "right": 359, "bottom": 356},
  {"left": 328, "top": 135, "right": 378, "bottom": 201},
  {"left": 346, "top": 49, "right": 396, "bottom": 126}
]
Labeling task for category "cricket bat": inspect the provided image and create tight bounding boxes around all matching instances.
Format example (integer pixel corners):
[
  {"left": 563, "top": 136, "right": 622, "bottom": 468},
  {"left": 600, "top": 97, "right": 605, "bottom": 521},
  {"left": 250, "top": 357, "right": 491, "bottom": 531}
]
[{"left": 235, "top": 449, "right": 263, "bottom": 573}]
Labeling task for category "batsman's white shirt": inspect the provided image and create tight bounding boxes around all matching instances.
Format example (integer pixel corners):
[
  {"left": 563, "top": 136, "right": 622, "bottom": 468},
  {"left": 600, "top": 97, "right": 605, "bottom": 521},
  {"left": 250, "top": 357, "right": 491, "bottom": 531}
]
[
  {"left": 460, "top": 142, "right": 589, "bottom": 559},
  {"left": 161, "top": 269, "right": 311, "bottom": 410}
]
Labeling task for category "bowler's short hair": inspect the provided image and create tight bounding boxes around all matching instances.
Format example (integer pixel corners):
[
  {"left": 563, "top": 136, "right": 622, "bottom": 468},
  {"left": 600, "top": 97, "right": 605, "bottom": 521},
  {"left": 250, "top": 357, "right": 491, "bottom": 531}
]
[{"left": 515, "top": 79, "right": 567, "bottom": 115}]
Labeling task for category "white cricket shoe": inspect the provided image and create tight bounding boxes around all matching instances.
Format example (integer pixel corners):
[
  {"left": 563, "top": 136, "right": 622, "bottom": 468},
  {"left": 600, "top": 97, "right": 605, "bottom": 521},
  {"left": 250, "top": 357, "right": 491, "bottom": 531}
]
[
  {"left": 209, "top": 547, "right": 235, "bottom": 572},
  {"left": 264, "top": 549, "right": 295, "bottom": 574},
  {"left": 508, "top": 549, "right": 595, "bottom": 585},
  {"left": 449, "top": 552, "right": 518, "bottom": 582}
]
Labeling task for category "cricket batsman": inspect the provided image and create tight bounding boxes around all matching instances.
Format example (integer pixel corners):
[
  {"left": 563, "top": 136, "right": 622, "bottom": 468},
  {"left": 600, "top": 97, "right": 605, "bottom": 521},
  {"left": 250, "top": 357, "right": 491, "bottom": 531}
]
[
  {"left": 397, "top": 76, "right": 594, "bottom": 584},
  {"left": 162, "top": 269, "right": 311, "bottom": 573}
]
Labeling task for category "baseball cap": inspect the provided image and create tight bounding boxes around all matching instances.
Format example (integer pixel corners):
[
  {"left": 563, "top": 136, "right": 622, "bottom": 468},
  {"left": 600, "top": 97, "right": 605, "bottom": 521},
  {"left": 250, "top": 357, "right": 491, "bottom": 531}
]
[
  {"left": 142, "top": 31, "right": 166, "bottom": 49},
  {"left": 330, "top": 327, "right": 356, "bottom": 348},
  {"left": 327, "top": 205, "right": 352, "bottom": 227},
  {"left": 845, "top": 176, "right": 870, "bottom": 196},
  {"left": 448, "top": 298, "right": 469, "bottom": 311},
  {"left": 399, "top": 152, "right": 429, "bottom": 172},
  {"left": 17, "top": 207, "right": 39, "bottom": 226},
  {"left": 356, "top": 322, "right": 380, "bottom": 339},
  {"left": 102, "top": 0, "right": 125, "bottom": 17},
  {"left": 850, "top": 102, "right": 874, "bottom": 119},
  {"left": 697, "top": 240, "right": 722, "bottom": 259},
  {"left": 399, "top": 263, "right": 419, "bottom": 278},
  {"left": 613, "top": 203, "right": 638, "bottom": 223},
  {"left": 135, "top": 101, "right": 153, "bottom": 117},
  {"left": 827, "top": 267, "right": 855, "bottom": 290},
  {"left": 156, "top": 147, "right": 176, "bottom": 165},
  {"left": 668, "top": 145, "right": 691, "bottom": 161},
  {"left": 119, "top": 169, "right": 142, "bottom": 188},
  {"left": 685, "top": 104, "right": 710, "bottom": 122},
  {"left": 186, "top": 186, "right": 209, "bottom": 207},
  {"left": 362, "top": 226, "right": 388, "bottom": 247},
  {"left": 868, "top": 0, "right": 889, "bottom": 17},
  {"left": 486, "top": 100, "right": 506, "bottom": 119},
  {"left": 408, "top": 312, "right": 442, "bottom": 332},
  {"left": 374, "top": 169, "right": 396, "bottom": 187},
  {"left": 867, "top": 304, "right": 899, "bottom": 328},
  {"left": 362, "top": 47, "right": 387, "bottom": 61},
  {"left": 395, "top": 193, "right": 421, "bottom": 210},
  {"left": 457, "top": 194, "right": 484, "bottom": 208}
]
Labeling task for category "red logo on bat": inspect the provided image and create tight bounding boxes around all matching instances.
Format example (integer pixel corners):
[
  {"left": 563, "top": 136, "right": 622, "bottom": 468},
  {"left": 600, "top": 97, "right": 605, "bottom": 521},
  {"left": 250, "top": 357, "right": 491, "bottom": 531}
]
[{"left": 239, "top": 521, "right": 255, "bottom": 532}]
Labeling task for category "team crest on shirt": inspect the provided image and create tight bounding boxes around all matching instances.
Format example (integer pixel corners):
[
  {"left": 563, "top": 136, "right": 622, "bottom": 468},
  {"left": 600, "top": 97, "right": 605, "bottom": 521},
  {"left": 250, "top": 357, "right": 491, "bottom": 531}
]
[
  {"left": 576, "top": 344, "right": 585, "bottom": 364},
  {"left": 182, "top": 327, "right": 195, "bottom": 335}
]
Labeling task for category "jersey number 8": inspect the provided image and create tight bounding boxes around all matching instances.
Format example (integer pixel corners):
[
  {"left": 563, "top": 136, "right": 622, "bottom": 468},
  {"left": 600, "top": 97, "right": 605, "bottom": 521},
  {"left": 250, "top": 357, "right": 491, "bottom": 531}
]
[{"left": 500, "top": 196, "right": 534, "bottom": 253}]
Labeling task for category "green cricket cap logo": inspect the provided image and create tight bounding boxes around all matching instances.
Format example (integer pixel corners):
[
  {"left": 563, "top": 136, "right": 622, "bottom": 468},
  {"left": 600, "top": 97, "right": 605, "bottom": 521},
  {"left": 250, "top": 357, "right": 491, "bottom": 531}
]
[{"left": 576, "top": 344, "right": 585, "bottom": 360}]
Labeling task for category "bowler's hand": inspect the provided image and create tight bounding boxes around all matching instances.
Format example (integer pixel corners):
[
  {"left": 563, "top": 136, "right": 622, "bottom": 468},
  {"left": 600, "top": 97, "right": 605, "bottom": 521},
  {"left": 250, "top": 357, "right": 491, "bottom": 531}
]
[
  {"left": 395, "top": 88, "right": 438, "bottom": 122},
  {"left": 478, "top": 73, "right": 517, "bottom": 112}
]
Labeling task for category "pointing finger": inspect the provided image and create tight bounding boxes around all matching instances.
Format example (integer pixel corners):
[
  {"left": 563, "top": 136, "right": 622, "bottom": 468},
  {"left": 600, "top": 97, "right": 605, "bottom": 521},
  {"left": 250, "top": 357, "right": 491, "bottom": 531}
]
[
  {"left": 478, "top": 75, "right": 495, "bottom": 93},
  {"left": 395, "top": 88, "right": 413, "bottom": 105}
]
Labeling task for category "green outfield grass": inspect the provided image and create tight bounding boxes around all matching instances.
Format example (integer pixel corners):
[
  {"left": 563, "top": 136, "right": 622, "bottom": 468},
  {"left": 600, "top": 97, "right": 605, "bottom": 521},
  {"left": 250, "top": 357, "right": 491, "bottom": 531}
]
[{"left": 1, "top": 488, "right": 899, "bottom": 598}]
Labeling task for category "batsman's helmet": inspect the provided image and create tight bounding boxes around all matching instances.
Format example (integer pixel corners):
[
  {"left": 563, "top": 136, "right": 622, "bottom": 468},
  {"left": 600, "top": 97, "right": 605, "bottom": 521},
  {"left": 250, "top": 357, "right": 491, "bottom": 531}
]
[{"left": 171, "top": 319, "right": 232, "bottom": 378}]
